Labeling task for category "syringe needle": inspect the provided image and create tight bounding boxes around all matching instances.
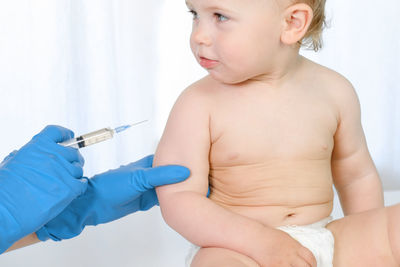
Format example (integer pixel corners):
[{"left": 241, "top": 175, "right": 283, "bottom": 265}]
[
  {"left": 130, "top": 120, "right": 148, "bottom": 127},
  {"left": 114, "top": 120, "right": 148, "bottom": 133}
]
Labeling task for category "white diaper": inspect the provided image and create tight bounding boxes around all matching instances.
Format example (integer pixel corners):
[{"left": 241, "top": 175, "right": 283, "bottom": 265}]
[
  {"left": 185, "top": 244, "right": 201, "bottom": 267},
  {"left": 277, "top": 217, "right": 334, "bottom": 267},
  {"left": 185, "top": 217, "right": 334, "bottom": 267}
]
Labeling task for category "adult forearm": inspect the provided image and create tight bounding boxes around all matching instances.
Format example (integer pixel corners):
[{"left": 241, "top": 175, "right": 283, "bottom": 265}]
[
  {"left": 5, "top": 233, "right": 40, "bottom": 253},
  {"left": 159, "top": 191, "right": 272, "bottom": 263}
]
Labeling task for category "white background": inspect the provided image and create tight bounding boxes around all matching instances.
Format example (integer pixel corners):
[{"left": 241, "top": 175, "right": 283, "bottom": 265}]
[{"left": 0, "top": 0, "right": 399, "bottom": 266}]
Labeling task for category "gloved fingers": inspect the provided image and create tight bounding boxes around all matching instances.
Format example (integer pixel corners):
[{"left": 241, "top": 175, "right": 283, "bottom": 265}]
[
  {"left": 33, "top": 125, "right": 75, "bottom": 143},
  {"left": 55, "top": 145, "right": 85, "bottom": 166},
  {"left": 58, "top": 175, "right": 88, "bottom": 199},
  {"left": 68, "top": 161, "right": 85, "bottom": 178},
  {"left": 131, "top": 165, "right": 190, "bottom": 192},
  {"left": 35, "top": 227, "right": 51, "bottom": 242},
  {"left": 73, "top": 149, "right": 85, "bottom": 167},
  {"left": 38, "top": 140, "right": 85, "bottom": 166},
  {"left": 23, "top": 137, "right": 85, "bottom": 177},
  {"left": 73, "top": 177, "right": 89, "bottom": 196},
  {"left": 61, "top": 175, "right": 89, "bottom": 198},
  {"left": 0, "top": 150, "right": 18, "bottom": 166},
  {"left": 41, "top": 148, "right": 84, "bottom": 178},
  {"left": 11, "top": 139, "right": 84, "bottom": 178},
  {"left": 3, "top": 150, "right": 18, "bottom": 161},
  {"left": 31, "top": 125, "right": 84, "bottom": 164},
  {"left": 123, "top": 155, "right": 154, "bottom": 169},
  {"left": 138, "top": 189, "right": 158, "bottom": 211},
  {"left": 140, "top": 154, "right": 154, "bottom": 166}
]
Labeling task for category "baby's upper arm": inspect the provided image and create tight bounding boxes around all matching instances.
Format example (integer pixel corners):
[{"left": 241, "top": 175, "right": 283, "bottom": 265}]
[
  {"left": 154, "top": 82, "right": 212, "bottom": 198},
  {"left": 332, "top": 78, "right": 364, "bottom": 159},
  {"left": 330, "top": 76, "right": 377, "bottom": 187}
]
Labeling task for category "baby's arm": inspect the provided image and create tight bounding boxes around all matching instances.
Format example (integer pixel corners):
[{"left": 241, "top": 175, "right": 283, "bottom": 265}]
[
  {"left": 331, "top": 78, "right": 384, "bottom": 215},
  {"left": 154, "top": 84, "right": 315, "bottom": 266}
]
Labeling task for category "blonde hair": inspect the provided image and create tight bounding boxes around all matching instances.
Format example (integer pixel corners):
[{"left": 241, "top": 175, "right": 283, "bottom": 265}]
[{"left": 294, "top": 0, "right": 327, "bottom": 51}]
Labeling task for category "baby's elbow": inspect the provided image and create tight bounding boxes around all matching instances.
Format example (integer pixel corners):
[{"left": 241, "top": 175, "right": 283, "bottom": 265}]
[
  {"left": 156, "top": 186, "right": 179, "bottom": 220},
  {"left": 156, "top": 190, "right": 186, "bottom": 228},
  {"left": 157, "top": 189, "right": 205, "bottom": 227}
]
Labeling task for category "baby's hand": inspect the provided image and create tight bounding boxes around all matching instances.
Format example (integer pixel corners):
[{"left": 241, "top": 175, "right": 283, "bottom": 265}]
[{"left": 256, "top": 227, "right": 317, "bottom": 267}]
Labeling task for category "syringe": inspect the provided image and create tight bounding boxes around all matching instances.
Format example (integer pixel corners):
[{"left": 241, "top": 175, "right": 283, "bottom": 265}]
[{"left": 60, "top": 120, "right": 148, "bottom": 149}]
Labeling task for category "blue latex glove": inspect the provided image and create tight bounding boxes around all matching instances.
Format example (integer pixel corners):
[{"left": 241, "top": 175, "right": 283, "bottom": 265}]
[
  {"left": 0, "top": 126, "right": 88, "bottom": 253},
  {"left": 36, "top": 155, "right": 190, "bottom": 241}
]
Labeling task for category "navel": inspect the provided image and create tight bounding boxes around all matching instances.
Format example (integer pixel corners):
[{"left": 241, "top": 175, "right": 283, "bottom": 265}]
[{"left": 286, "top": 212, "right": 296, "bottom": 218}]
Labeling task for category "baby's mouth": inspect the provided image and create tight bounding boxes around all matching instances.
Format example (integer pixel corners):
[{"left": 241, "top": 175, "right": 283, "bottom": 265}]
[{"left": 199, "top": 56, "right": 219, "bottom": 69}]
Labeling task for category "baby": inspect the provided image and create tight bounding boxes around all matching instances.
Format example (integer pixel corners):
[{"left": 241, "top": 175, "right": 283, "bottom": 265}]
[{"left": 154, "top": 0, "right": 400, "bottom": 266}]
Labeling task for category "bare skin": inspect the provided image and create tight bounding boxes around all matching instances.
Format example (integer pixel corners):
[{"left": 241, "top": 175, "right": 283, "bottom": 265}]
[
  {"left": 155, "top": 0, "right": 394, "bottom": 266},
  {"left": 207, "top": 58, "right": 336, "bottom": 228},
  {"left": 327, "top": 206, "right": 399, "bottom": 267},
  {"left": 191, "top": 206, "right": 400, "bottom": 267},
  {"left": 155, "top": 57, "right": 398, "bottom": 266}
]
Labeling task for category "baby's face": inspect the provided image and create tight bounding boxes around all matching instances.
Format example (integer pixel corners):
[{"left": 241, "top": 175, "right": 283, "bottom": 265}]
[{"left": 187, "top": 0, "right": 285, "bottom": 84}]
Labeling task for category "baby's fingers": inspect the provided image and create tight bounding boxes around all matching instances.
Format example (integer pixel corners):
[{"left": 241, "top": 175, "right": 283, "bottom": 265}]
[
  {"left": 290, "top": 257, "right": 312, "bottom": 267},
  {"left": 297, "top": 247, "right": 317, "bottom": 267}
]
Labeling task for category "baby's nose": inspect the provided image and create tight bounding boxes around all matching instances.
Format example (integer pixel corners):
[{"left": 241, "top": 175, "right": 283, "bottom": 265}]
[{"left": 191, "top": 23, "right": 212, "bottom": 46}]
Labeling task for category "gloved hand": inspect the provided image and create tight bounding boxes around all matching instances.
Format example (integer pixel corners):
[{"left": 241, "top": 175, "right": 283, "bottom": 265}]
[
  {"left": 0, "top": 126, "right": 88, "bottom": 253},
  {"left": 36, "top": 155, "right": 190, "bottom": 241}
]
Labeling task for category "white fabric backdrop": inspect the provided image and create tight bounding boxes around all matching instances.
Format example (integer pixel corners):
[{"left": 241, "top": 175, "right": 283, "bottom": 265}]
[
  {"left": 0, "top": 1, "right": 190, "bottom": 266},
  {"left": 0, "top": 0, "right": 399, "bottom": 266}
]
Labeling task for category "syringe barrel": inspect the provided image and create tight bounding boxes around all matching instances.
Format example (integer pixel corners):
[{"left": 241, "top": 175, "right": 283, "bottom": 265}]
[{"left": 60, "top": 128, "right": 115, "bottom": 149}]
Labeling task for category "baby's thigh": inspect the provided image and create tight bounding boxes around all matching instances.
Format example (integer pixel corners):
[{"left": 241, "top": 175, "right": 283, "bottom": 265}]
[
  {"left": 191, "top": 247, "right": 260, "bottom": 267},
  {"left": 327, "top": 207, "right": 398, "bottom": 267}
]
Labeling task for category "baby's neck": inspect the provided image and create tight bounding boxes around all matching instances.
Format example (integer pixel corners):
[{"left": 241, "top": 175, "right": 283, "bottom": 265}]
[{"left": 247, "top": 51, "right": 305, "bottom": 89}]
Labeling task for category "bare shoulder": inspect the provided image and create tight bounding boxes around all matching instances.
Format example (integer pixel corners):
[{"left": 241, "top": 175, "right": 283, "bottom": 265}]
[
  {"left": 170, "top": 76, "right": 225, "bottom": 125},
  {"left": 303, "top": 58, "right": 355, "bottom": 92},
  {"left": 303, "top": 57, "right": 360, "bottom": 111},
  {"left": 161, "top": 75, "right": 218, "bottom": 130},
  {"left": 179, "top": 75, "right": 221, "bottom": 102}
]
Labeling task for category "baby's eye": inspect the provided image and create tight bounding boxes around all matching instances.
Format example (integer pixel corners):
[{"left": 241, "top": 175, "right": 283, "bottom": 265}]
[
  {"left": 188, "top": 10, "right": 198, "bottom": 20},
  {"left": 215, "top": 13, "right": 228, "bottom": 22}
]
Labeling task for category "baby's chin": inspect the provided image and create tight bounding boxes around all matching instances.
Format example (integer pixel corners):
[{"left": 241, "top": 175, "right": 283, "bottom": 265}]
[{"left": 208, "top": 71, "right": 253, "bottom": 85}]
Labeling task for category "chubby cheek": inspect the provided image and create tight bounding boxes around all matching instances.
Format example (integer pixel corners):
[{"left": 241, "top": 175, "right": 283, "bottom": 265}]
[{"left": 218, "top": 42, "right": 258, "bottom": 78}]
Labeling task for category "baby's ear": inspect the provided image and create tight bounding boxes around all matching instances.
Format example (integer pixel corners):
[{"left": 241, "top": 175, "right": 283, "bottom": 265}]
[{"left": 280, "top": 3, "right": 313, "bottom": 46}]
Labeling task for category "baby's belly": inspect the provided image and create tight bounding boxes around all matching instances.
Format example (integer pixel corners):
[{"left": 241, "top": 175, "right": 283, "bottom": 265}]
[{"left": 209, "top": 161, "right": 334, "bottom": 227}]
